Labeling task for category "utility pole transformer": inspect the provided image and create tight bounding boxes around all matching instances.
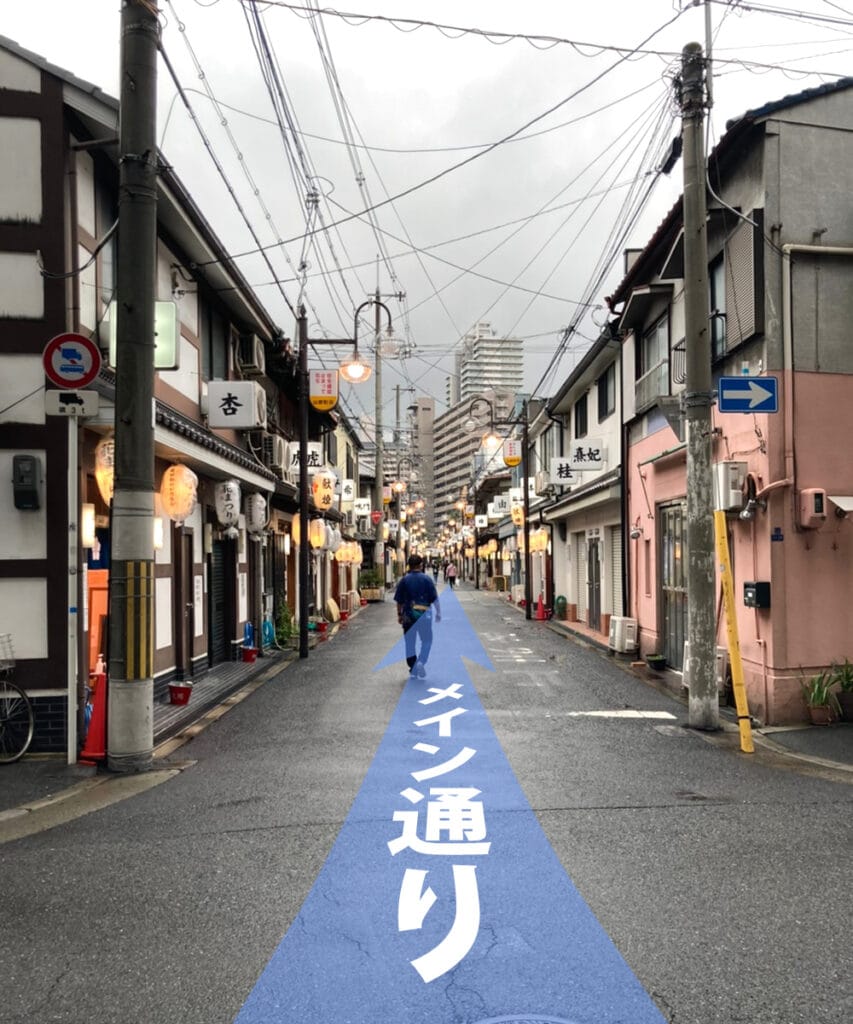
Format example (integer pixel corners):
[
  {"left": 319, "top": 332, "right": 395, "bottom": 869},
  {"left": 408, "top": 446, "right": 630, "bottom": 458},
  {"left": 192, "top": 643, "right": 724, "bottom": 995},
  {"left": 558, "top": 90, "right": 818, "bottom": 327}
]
[
  {"left": 680, "top": 43, "right": 719, "bottom": 730},
  {"left": 107, "top": 1, "right": 160, "bottom": 771}
]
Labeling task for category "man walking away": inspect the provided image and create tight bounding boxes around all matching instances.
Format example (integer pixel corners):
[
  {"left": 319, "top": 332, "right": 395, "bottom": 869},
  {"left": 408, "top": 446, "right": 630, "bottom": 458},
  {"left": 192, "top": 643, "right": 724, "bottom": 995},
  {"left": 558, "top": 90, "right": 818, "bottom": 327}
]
[{"left": 394, "top": 554, "right": 441, "bottom": 678}]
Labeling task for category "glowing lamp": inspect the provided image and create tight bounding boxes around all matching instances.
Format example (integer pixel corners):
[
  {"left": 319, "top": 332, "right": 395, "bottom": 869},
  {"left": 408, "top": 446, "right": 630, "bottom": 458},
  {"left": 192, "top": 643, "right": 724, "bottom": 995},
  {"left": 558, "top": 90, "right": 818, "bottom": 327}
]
[
  {"left": 312, "top": 469, "right": 336, "bottom": 511},
  {"left": 94, "top": 438, "right": 115, "bottom": 505},
  {"left": 160, "top": 464, "right": 198, "bottom": 524},
  {"left": 81, "top": 503, "right": 96, "bottom": 549},
  {"left": 309, "top": 518, "right": 327, "bottom": 549}
]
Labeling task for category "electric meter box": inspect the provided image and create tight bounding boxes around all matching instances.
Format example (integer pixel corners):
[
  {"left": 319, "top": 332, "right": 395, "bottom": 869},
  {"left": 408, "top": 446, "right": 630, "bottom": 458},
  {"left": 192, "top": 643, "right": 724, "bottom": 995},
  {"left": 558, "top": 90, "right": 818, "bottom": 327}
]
[
  {"left": 798, "top": 488, "right": 826, "bottom": 529},
  {"left": 744, "top": 581, "right": 771, "bottom": 609},
  {"left": 712, "top": 461, "right": 746, "bottom": 511}
]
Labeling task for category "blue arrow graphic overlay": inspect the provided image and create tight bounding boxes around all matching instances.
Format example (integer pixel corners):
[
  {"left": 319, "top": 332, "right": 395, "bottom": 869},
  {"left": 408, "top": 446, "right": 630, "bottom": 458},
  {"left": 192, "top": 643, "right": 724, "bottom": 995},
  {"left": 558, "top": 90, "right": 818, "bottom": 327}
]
[{"left": 235, "top": 589, "right": 666, "bottom": 1023}]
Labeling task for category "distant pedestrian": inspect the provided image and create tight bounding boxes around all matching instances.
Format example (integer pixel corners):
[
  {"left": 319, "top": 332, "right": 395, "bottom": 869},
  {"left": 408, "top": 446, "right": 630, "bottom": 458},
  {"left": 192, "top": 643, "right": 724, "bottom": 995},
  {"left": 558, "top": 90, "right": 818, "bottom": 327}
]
[
  {"left": 394, "top": 554, "right": 441, "bottom": 679},
  {"left": 446, "top": 562, "right": 458, "bottom": 589},
  {"left": 432, "top": 560, "right": 440, "bottom": 583}
]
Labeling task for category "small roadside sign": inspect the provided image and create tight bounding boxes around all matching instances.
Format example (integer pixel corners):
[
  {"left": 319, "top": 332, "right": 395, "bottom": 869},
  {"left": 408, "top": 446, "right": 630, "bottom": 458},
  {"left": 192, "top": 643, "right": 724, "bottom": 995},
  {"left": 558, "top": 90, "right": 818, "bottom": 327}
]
[
  {"left": 43, "top": 332, "right": 102, "bottom": 389},
  {"left": 45, "top": 390, "right": 99, "bottom": 417},
  {"left": 718, "top": 376, "right": 778, "bottom": 413}
]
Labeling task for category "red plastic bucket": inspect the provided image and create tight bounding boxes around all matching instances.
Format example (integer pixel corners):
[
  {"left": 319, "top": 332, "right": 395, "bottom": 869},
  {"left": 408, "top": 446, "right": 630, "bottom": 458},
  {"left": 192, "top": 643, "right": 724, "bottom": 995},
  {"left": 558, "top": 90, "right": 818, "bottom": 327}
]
[
  {"left": 169, "top": 684, "right": 192, "bottom": 706},
  {"left": 242, "top": 646, "right": 258, "bottom": 663}
]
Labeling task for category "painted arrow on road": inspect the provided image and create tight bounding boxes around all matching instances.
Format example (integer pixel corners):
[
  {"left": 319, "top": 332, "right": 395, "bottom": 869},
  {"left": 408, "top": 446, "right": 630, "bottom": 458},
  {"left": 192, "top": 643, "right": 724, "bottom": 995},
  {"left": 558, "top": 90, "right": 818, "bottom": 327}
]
[{"left": 235, "top": 589, "right": 666, "bottom": 1023}]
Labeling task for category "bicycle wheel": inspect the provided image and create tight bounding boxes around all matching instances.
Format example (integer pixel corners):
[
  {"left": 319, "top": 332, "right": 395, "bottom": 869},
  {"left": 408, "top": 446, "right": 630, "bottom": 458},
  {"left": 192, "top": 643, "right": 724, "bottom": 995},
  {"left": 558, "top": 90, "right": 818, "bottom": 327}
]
[{"left": 0, "top": 679, "right": 34, "bottom": 764}]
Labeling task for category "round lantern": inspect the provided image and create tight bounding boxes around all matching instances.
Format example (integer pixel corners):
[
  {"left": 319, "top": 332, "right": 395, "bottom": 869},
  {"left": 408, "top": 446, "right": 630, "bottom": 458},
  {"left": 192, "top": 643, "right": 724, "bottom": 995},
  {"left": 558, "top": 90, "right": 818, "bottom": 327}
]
[
  {"left": 328, "top": 527, "right": 342, "bottom": 553},
  {"left": 245, "top": 493, "right": 267, "bottom": 538},
  {"left": 214, "top": 480, "right": 241, "bottom": 528},
  {"left": 291, "top": 516, "right": 301, "bottom": 546},
  {"left": 309, "top": 518, "right": 327, "bottom": 549},
  {"left": 511, "top": 503, "right": 525, "bottom": 526},
  {"left": 311, "top": 469, "right": 336, "bottom": 511},
  {"left": 94, "top": 438, "right": 115, "bottom": 505},
  {"left": 160, "top": 464, "right": 198, "bottom": 524}
]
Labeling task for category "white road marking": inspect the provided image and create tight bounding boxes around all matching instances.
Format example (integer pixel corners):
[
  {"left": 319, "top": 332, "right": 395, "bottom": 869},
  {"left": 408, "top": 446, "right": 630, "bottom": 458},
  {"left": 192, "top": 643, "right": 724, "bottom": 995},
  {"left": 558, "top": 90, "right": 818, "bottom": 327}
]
[{"left": 567, "top": 710, "right": 678, "bottom": 719}]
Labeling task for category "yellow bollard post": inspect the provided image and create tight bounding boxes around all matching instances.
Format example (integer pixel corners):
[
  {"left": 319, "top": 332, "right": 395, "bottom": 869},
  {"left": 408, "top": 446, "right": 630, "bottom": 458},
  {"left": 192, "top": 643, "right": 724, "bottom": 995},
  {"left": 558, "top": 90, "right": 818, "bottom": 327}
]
[{"left": 714, "top": 510, "right": 754, "bottom": 753}]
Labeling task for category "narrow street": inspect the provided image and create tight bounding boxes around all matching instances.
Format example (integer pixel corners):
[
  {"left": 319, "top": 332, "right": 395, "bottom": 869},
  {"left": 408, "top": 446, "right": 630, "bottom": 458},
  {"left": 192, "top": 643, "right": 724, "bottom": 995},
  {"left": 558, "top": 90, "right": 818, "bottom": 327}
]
[{"left": 2, "top": 585, "right": 850, "bottom": 1024}]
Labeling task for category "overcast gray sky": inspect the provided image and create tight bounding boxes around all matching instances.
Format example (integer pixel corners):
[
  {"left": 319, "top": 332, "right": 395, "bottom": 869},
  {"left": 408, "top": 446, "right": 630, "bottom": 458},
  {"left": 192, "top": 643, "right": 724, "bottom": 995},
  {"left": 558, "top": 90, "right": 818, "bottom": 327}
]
[{"left": 5, "top": 1, "right": 850, "bottom": 430}]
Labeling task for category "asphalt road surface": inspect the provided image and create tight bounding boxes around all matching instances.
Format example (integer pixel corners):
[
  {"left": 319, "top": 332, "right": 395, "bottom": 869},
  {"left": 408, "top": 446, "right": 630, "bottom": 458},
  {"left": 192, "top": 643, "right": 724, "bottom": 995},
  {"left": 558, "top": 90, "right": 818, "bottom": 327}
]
[{"left": 2, "top": 586, "right": 850, "bottom": 1024}]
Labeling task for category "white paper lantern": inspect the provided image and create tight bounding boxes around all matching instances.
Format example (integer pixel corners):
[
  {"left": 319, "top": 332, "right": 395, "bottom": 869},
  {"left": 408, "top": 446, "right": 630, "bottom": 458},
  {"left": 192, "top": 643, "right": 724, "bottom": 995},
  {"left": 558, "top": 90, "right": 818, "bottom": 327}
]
[
  {"left": 214, "top": 479, "right": 241, "bottom": 528},
  {"left": 160, "top": 464, "right": 198, "bottom": 524},
  {"left": 245, "top": 493, "right": 267, "bottom": 537},
  {"left": 94, "top": 438, "right": 115, "bottom": 505},
  {"left": 311, "top": 469, "right": 336, "bottom": 511}
]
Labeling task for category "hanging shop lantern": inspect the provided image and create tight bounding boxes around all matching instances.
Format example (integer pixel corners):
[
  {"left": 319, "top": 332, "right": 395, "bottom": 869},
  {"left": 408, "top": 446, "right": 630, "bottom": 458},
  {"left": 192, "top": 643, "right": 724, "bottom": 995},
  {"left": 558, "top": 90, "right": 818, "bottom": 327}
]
[
  {"left": 291, "top": 515, "right": 301, "bottom": 546},
  {"left": 328, "top": 526, "right": 342, "bottom": 553},
  {"left": 511, "top": 503, "right": 525, "bottom": 527},
  {"left": 94, "top": 438, "right": 115, "bottom": 505},
  {"left": 245, "top": 493, "right": 267, "bottom": 538},
  {"left": 309, "top": 518, "right": 327, "bottom": 549},
  {"left": 311, "top": 469, "right": 336, "bottom": 511},
  {"left": 160, "top": 464, "right": 198, "bottom": 524},
  {"left": 214, "top": 479, "right": 241, "bottom": 528}
]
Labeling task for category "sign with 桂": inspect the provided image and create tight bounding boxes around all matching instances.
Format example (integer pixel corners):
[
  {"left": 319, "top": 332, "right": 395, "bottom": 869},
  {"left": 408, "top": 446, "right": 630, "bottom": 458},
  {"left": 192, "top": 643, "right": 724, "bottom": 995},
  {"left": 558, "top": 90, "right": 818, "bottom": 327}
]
[{"left": 717, "top": 376, "right": 778, "bottom": 413}]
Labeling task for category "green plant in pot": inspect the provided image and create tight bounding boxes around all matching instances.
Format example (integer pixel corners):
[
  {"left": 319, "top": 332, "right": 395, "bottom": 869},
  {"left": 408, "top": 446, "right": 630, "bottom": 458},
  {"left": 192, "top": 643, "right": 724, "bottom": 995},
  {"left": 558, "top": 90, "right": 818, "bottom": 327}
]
[
  {"left": 275, "top": 601, "right": 294, "bottom": 647},
  {"left": 831, "top": 658, "right": 853, "bottom": 721},
  {"left": 801, "top": 670, "right": 840, "bottom": 726}
]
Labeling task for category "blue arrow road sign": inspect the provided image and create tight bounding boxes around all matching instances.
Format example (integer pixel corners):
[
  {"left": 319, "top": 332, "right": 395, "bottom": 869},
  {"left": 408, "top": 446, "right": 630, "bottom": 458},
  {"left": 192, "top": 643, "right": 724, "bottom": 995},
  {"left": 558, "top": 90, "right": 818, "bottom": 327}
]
[
  {"left": 717, "top": 376, "right": 778, "bottom": 413},
  {"left": 235, "top": 590, "right": 667, "bottom": 1024}
]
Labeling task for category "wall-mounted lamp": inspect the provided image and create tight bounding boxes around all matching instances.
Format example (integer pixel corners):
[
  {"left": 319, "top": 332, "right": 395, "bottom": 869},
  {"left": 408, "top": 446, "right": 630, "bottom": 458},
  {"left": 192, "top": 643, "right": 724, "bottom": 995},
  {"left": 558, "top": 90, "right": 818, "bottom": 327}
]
[
  {"left": 739, "top": 497, "right": 767, "bottom": 521},
  {"left": 81, "top": 503, "right": 96, "bottom": 549},
  {"left": 630, "top": 525, "right": 644, "bottom": 540}
]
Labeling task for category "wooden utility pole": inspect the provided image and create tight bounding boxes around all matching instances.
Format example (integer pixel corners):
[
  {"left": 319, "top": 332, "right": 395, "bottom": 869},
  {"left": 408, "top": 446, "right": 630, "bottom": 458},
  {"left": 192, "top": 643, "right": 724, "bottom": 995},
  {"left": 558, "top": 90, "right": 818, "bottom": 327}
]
[
  {"left": 107, "top": 0, "right": 160, "bottom": 771},
  {"left": 680, "top": 43, "right": 719, "bottom": 730}
]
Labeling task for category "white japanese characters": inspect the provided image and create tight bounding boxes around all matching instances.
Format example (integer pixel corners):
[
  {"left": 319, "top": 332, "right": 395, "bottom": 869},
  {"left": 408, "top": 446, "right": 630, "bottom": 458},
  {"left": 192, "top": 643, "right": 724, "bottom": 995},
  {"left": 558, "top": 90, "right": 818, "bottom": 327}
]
[{"left": 388, "top": 681, "right": 489, "bottom": 983}]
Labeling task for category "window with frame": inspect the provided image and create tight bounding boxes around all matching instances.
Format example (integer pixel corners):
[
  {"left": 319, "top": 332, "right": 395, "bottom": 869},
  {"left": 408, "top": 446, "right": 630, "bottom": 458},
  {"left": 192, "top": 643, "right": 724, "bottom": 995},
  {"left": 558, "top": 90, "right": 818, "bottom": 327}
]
[
  {"left": 597, "top": 363, "right": 616, "bottom": 421},
  {"left": 709, "top": 255, "right": 726, "bottom": 361},
  {"left": 574, "top": 393, "right": 588, "bottom": 438},
  {"left": 640, "top": 314, "right": 668, "bottom": 377}
]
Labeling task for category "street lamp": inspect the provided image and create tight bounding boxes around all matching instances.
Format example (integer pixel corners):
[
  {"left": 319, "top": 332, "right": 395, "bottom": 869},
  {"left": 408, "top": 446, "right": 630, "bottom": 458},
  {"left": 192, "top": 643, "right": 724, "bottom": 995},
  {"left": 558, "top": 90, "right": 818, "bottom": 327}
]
[
  {"left": 297, "top": 297, "right": 393, "bottom": 658},
  {"left": 464, "top": 395, "right": 532, "bottom": 619}
]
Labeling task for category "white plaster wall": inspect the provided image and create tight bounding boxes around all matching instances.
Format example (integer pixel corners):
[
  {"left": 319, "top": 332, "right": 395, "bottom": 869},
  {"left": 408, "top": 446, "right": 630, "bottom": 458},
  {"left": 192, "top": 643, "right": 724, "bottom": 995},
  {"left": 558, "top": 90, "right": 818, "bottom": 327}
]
[
  {"left": 158, "top": 334, "right": 199, "bottom": 403},
  {"left": 155, "top": 576, "right": 172, "bottom": 649},
  {"left": 154, "top": 495, "right": 172, "bottom": 565},
  {"left": 0, "top": 252, "right": 44, "bottom": 319},
  {"left": 78, "top": 243, "right": 97, "bottom": 331},
  {"left": 186, "top": 505, "right": 203, "bottom": 563},
  {"left": 0, "top": 578, "right": 48, "bottom": 658},
  {"left": 0, "top": 118, "right": 41, "bottom": 221},
  {"left": 0, "top": 50, "right": 40, "bottom": 92},
  {"left": 194, "top": 574, "right": 204, "bottom": 637},
  {"left": 0, "top": 449, "right": 47, "bottom": 559},
  {"left": 0, "top": 356, "right": 46, "bottom": 425},
  {"left": 75, "top": 150, "right": 96, "bottom": 236},
  {"left": 158, "top": 242, "right": 198, "bottom": 336},
  {"left": 238, "top": 571, "right": 248, "bottom": 622}
]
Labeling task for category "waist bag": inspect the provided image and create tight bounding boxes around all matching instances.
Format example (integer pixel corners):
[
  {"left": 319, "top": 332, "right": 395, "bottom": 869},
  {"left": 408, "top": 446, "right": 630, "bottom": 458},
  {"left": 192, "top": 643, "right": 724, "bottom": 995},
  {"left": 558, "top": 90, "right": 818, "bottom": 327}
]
[{"left": 410, "top": 603, "right": 429, "bottom": 621}]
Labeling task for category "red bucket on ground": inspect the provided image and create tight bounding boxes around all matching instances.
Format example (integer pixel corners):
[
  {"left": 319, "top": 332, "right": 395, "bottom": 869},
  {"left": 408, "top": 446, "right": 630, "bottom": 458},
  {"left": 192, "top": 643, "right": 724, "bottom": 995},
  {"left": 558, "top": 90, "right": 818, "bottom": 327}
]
[
  {"left": 242, "top": 646, "right": 258, "bottom": 663},
  {"left": 169, "top": 683, "right": 192, "bottom": 705}
]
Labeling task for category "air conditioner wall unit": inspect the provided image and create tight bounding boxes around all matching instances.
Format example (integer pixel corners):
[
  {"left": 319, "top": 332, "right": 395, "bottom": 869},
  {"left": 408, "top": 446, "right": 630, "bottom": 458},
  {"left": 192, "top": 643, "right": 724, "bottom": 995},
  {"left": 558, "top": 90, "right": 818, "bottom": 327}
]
[
  {"left": 239, "top": 333, "right": 266, "bottom": 376},
  {"left": 343, "top": 509, "right": 355, "bottom": 527},
  {"left": 262, "top": 433, "right": 288, "bottom": 476},
  {"left": 534, "top": 470, "right": 551, "bottom": 496},
  {"left": 608, "top": 616, "right": 638, "bottom": 653},
  {"left": 713, "top": 460, "right": 746, "bottom": 511}
]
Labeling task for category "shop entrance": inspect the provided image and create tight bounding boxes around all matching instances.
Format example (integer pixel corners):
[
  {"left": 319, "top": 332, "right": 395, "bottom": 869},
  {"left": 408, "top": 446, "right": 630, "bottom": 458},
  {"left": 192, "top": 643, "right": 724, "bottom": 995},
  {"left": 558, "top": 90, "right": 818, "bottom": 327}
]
[{"left": 209, "top": 537, "right": 236, "bottom": 665}]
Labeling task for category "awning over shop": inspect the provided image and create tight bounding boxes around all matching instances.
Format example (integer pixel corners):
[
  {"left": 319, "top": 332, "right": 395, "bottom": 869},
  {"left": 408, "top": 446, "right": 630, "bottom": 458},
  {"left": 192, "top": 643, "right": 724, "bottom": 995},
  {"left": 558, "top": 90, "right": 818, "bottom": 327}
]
[{"left": 544, "top": 470, "right": 621, "bottom": 522}]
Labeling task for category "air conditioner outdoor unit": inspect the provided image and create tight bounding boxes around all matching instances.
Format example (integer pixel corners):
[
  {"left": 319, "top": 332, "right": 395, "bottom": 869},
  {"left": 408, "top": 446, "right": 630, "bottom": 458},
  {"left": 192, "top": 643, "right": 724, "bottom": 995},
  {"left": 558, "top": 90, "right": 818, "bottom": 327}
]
[
  {"left": 239, "top": 333, "right": 266, "bottom": 376},
  {"left": 343, "top": 509, "right": 355, "bottom": 527},
  {"left": 207, "top": 379, "right": 267, "bottom": 430},
  {"left": 534, "top": 470, "right": 552, "bottom": 496},
  {"left": 712, "top": 460, "right": 746, "bottom": 511},
  {"left": 608, "top": 616, "right": 638, "bottom": 653},
  {"left": 262, "top": 433, "right": 288, "bottom": 476}
]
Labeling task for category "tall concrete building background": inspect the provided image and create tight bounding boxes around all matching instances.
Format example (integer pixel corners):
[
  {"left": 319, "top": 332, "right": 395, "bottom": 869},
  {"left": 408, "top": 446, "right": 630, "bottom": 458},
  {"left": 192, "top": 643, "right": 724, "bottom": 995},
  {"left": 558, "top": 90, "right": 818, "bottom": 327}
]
[{"left": 445, "top": 321, "right": 524, "bottom": 407}]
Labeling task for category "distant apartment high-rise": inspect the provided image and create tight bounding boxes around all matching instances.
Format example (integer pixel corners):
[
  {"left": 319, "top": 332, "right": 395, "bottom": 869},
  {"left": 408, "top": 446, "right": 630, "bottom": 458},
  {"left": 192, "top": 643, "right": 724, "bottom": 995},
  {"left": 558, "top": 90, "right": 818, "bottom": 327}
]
[{"left": 444, "top": 322, "right": 523, "bottom": 406}]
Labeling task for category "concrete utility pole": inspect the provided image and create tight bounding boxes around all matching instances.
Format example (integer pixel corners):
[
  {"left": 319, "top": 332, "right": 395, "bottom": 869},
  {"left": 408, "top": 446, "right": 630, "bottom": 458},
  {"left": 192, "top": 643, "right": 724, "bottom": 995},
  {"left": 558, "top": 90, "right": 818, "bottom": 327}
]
[
  {"left": 108, "top": 0, "right": 160, "bottom": 772},
  {"left": 680, "top": 43, "right": 719, "bottom": 730}
]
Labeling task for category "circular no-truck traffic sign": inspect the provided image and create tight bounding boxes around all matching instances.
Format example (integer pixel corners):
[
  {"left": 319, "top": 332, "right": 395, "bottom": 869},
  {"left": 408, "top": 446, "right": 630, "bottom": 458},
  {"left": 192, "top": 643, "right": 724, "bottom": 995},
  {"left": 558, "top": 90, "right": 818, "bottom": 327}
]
[{"left": 42, "top": 332, "right": 102, "bottom": 389}]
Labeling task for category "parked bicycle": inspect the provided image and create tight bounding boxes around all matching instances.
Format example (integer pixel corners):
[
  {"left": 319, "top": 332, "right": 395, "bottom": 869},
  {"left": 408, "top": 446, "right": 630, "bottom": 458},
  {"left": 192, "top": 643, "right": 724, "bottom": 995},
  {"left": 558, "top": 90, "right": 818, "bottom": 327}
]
[{"left": 0, "top": 633, "right": 34, "bottom": 764}]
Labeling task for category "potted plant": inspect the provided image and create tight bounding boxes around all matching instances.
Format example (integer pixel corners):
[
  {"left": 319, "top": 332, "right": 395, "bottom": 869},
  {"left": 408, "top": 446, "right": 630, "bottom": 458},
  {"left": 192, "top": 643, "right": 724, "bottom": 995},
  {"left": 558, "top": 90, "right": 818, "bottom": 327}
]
[
  {"left": 645, "top": 653, "right": 667, "bottom": 671},
  {"left": 831, "top": 658, "right": 853, "bottom": 721},
  {"left": 358, "top": 569, "right": 383, "bottom": 603},
  {"left": 275, "top": 601, "right": 295, "bottom": 648},
  {"left": 801, "top": 670, "right": 840, "bottom": 726}
]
